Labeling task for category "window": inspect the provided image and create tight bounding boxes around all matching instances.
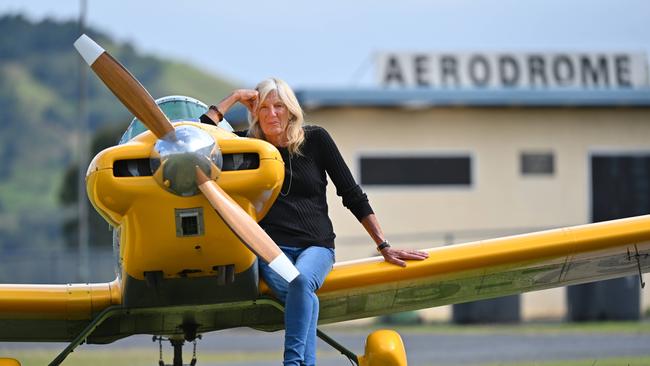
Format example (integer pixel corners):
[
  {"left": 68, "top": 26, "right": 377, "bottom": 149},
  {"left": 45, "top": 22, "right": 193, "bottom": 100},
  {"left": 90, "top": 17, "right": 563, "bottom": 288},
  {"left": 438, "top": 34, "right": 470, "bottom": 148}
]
[
  {"left": 360, "top": 155, "right": 472, "bottom": 186},
  {"left": 520, "top": 152, "right": 554, "bottom": 176},
  {"left": 117, "top": 95, "right": 234, "bottom": 144}
]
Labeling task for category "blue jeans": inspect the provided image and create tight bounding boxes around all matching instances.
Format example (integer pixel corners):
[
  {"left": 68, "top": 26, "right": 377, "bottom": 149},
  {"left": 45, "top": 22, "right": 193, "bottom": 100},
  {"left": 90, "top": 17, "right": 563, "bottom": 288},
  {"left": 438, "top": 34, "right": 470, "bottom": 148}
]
[{"left": 259, "top": 245, "right": 335, "bottom": 366}]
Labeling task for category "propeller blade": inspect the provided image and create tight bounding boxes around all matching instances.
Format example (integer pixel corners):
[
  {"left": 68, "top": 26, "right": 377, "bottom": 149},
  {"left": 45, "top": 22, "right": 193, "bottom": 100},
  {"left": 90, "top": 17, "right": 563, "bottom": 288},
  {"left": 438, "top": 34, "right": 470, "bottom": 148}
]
[
  {"left": 74, "top": 34, "right": 174, "bottom": 140},
  {"left": 195, "top": 168, "right": 300, "bottom": 283}
]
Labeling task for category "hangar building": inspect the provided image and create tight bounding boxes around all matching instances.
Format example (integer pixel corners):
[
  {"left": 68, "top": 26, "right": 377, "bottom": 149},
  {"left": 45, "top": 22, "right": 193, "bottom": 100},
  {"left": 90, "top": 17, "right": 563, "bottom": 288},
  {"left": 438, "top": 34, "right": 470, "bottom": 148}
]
[{"left": 291, "top": 51, "right": 650, "bottom": 321}]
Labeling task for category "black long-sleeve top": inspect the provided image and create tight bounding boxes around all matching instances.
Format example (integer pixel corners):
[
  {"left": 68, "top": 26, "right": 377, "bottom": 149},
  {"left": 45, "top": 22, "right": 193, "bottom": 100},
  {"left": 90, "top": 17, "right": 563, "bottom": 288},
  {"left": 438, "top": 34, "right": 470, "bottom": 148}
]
[{"left": 232, "top": 125, "right": 374, "bottom": 248}]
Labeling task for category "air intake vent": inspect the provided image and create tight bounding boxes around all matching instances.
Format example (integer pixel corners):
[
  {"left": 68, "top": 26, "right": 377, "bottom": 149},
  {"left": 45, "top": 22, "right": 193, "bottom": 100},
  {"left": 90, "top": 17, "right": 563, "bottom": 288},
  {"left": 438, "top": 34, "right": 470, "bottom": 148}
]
[
  {"left": 113, "top": 153, "right": 259, "bottom": 177},
  {"left": 113, "top": 158, "right": 152, "bottom": 177},
  {"left": 175, "top": 208, "right": 204, "bottom": 237},
  {"left": 222, "top": 153, "right": 260, "bottom": 171}
]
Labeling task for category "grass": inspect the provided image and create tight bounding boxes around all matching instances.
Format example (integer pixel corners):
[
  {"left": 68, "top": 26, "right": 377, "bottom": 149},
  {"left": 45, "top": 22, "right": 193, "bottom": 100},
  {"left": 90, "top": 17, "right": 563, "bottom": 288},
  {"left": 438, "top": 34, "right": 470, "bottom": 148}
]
[
  {"left": 324, "top": 319, "right": 650, "bottom": 335},
  {"left": 4, "top": 349, "right": 650, "bottom": 366},
  {"left": 480, "top": 356, "right": 650, "bottom": 366}
]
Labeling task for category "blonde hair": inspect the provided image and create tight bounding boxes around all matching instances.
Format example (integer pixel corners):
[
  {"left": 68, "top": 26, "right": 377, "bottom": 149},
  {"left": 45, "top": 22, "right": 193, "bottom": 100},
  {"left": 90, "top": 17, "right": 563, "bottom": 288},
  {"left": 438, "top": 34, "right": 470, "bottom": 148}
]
[{"left": 248, "top": 77, "right": 305, "bottom": 155}]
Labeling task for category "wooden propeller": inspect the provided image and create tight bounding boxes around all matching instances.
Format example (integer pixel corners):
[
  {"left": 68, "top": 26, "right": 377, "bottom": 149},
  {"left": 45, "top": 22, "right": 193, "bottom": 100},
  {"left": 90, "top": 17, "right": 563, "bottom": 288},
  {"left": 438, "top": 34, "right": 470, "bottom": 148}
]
[
  {"left": 196, "top": 168, "right": 299, "bottom": 282},
  {"left": 74, "top": 34, "right": 299, "bottom": 283},
  {"left": 73, "top": 34, "right": 174, "bottom": 139}
]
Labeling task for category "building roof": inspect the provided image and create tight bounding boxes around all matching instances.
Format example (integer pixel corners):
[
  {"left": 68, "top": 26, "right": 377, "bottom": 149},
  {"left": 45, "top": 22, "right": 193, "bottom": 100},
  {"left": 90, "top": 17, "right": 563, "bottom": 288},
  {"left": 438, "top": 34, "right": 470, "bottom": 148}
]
[{"left": 294, "top": 88, "right": 650, "bottom": 109}]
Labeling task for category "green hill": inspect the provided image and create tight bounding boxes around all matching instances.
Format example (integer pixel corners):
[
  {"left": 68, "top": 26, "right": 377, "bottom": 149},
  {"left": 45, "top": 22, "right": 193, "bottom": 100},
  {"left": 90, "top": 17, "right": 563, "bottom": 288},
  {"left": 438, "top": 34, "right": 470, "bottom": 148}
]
[{"left": 0, "top": 14, "right": 238, "bottom": 251}]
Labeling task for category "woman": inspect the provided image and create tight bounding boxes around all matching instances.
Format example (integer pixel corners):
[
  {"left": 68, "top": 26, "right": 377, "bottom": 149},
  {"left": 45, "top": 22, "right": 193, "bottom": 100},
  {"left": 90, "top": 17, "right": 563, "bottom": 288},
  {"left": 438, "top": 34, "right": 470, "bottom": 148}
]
[{"left": 201, "top": 78, "right": 428, "bottom": 366}]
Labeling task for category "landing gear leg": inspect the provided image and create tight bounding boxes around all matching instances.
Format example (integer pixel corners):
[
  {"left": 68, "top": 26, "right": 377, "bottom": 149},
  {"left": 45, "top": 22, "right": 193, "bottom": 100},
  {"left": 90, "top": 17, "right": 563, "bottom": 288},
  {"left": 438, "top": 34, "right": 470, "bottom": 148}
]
[
  {"left": 154, "top": 335, "right": 200, "bottom": 366},
  {"left": 316, "top": 329, "right": 359, "bottom": 365},
  {"left": 171, "top": 338, "right": 184, "bottom": 366}
]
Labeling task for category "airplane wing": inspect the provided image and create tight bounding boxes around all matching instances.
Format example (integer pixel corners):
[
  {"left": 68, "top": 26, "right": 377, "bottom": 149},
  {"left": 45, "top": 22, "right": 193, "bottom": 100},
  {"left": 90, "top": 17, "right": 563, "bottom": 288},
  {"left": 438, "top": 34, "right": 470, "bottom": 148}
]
[
  {"left": 1, "top": 215, "right": 648, "bottom": 343},
  {"left": 300, "top": 214, "right": 650, "bottom": 326},
  {"left": 0, "top": 280, "right": 121, "bottom": 342}
]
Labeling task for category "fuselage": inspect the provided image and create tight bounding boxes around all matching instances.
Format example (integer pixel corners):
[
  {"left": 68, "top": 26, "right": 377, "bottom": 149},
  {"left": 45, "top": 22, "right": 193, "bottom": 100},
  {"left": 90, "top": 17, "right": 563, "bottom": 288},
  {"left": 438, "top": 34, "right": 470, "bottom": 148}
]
[{"left": 88, "top": 121, "right": 284, "bottom": 307}]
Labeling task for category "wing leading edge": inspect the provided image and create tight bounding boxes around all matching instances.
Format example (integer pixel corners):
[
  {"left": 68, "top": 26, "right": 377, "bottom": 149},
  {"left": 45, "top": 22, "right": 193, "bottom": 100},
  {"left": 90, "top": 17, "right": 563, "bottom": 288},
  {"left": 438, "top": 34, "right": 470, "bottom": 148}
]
[{"left": 311, "top": 215, "right": 650, "bottom": 325}]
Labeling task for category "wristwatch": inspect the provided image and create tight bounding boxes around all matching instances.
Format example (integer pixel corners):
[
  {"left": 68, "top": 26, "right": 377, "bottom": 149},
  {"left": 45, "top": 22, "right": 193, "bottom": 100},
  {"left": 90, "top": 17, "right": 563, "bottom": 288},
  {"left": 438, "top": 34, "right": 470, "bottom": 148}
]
[
  {"left": 209, "top": 105, "right": 224, "bottom": 122},
  {"left": 377, "top": 241, "right": 391, "bottom": 252}
]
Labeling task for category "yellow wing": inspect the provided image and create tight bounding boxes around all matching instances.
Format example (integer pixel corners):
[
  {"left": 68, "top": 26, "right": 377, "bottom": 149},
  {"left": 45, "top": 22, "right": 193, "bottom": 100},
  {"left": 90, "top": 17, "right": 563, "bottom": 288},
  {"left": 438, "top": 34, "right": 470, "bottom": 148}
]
[
  {"left": 310, "top": 215, "right": 650, "bottom": 324},
  {"left": 1, "top": 215, "right": 648, "bottom": 341}
]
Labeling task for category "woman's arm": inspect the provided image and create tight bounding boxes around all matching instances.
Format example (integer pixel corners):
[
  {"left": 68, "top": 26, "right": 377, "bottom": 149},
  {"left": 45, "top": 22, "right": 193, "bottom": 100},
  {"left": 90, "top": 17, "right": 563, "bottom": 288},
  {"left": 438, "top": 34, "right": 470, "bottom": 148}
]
[
  {"left": 205, "top": 89, "right": 258, "bottom": 123},
  {"left": 316, "top": 127, "right": 428, "bottom": 266},
  {"left": 361, "top": 214, "right": 429, "bottom": 267}
]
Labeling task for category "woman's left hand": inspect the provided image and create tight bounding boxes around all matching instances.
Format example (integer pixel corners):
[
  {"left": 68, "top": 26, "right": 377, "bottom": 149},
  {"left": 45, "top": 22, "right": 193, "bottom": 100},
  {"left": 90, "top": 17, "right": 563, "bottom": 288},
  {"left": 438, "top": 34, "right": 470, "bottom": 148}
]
[
  {"left": 380, "top": 247, "right": 429, "bottom": 267},
  {"left": 235, "top": 89, "right": 259, "bottom": 114}
]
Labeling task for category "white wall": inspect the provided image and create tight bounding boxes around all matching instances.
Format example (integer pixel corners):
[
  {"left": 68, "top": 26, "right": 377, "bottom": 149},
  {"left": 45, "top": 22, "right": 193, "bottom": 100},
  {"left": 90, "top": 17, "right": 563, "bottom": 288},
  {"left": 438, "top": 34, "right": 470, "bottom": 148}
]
[{"left": 306, "top": 106, "right": 650, "bottom": 319}]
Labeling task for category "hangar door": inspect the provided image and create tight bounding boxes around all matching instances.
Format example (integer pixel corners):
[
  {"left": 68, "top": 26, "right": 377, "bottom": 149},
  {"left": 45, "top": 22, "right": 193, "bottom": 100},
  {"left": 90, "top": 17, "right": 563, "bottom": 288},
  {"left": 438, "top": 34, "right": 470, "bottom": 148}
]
[{"left": 568, "top": 153, "right": 650, "bottom": 321}]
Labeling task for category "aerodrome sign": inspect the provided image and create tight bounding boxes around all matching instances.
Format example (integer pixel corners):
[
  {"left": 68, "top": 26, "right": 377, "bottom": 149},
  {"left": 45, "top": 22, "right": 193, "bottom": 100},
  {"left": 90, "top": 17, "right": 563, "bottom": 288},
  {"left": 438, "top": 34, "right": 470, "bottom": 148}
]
[{"left": 377, "top": 52, "right": 649, "bottom": 89}]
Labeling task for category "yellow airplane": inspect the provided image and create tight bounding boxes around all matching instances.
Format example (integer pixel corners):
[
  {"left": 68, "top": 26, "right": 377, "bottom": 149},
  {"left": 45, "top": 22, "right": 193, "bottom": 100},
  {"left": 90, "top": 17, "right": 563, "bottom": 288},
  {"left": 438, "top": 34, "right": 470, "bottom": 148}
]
[{"left": 1, "top": 34, "right": 649, "bottom": 366}]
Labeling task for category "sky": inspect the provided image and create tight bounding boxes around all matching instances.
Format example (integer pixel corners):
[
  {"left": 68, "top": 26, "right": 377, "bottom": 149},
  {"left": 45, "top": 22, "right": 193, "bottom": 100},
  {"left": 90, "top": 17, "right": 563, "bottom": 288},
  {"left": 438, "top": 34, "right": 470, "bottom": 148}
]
[{"left": 1, "top": 0, "right": 650, "bottom": 89}]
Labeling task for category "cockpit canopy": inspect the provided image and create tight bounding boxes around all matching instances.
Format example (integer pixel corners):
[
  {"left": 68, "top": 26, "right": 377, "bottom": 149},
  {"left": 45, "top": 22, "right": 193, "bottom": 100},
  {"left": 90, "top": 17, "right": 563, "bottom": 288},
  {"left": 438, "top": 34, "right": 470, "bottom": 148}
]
[{"left": 118, "top": 95, "right": 233, "bottom": 144}]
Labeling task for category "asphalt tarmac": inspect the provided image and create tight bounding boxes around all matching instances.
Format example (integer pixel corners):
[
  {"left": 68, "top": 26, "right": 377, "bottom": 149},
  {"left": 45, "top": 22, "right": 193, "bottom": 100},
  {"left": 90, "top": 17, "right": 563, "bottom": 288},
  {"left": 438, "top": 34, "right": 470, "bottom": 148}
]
[
  {"left": 4, "top": 325, "right": 650, "bottom": 366},
  {"left": 190, "top": 327, "right": 650, "bottom": 365}
]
